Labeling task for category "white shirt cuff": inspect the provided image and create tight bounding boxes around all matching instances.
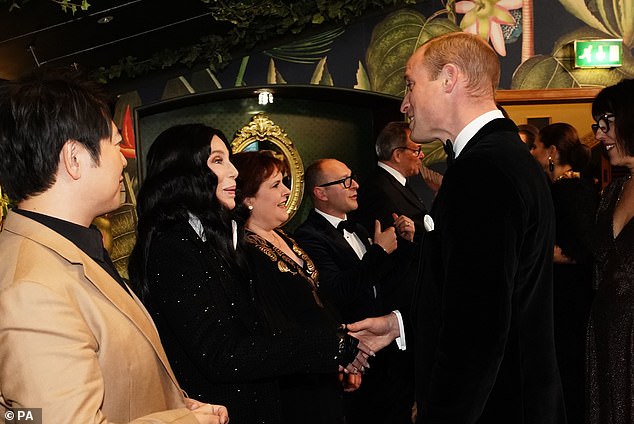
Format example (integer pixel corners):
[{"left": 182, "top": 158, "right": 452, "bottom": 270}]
[{"left": 392, "top": 310, "right": 406, "bottom": 350}]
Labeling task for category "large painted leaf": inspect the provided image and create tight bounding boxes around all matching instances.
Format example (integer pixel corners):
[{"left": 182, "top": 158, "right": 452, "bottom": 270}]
[
  {"left": 365, "top": 10, "right": 460, "bottom": 96},
  {"left": 421, "top": 140, "right": 446, "bottom": 166},
  {"left": 512, "top": 26, "right": 634, "bottom": 89},
  {"left": 511, "top": 55, "right": 577, "bottom": 89},
  {"left": 558, "top": 0, "right": 633, "bottom": 47},
  {"left": 264, "top": 27, "right": 345, "bottom": 64}
]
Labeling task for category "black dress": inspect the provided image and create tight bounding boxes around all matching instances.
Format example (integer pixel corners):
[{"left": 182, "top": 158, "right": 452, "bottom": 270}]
[
  {"left": 143, "top": 220, "right": 340, "bottom": 424},
  {"left": 587, "top": 176, "right": 634, "bottom": 424},
  {"left": 550, "top": 177, "right": 598, "bottom": 424},
  {"left": 244, "top": 229, "right": 345, "bottom": 424}
]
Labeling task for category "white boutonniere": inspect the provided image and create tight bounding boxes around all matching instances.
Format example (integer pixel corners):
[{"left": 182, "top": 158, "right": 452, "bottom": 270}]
[{"left": 423, "top": 214, "right": 435, "bottom": 232}]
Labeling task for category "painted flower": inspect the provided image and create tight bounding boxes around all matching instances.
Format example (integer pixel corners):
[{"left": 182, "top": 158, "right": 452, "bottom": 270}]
[
  {"left": 120, "top": 104, "right": 136, "bottom": 159},
  {"left": 456, "top": 0, "right": 522, "bottom": 56}
]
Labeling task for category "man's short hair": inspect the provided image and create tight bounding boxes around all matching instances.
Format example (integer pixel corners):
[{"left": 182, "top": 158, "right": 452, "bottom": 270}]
[
  {"left": 375, "top": 121, "right": 410, "bottom": 161},
  {"left": 304, "top": 159, "right": 329, "bottom": 199},
  {"left": 421, "top": 32, "right": 500, "bottom": 98},
  {"left": 0, "top": 67, "right": 112, "bottom": 202}
]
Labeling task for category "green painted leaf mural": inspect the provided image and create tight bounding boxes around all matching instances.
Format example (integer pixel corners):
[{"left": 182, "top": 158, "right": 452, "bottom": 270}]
[
  {"left": 365, "top": 9, "right": 460, "bottom": 96},
  {"left": 511, "top": 55, "right": 577, "bottom": 89},
  {"left": 421, "top": 141, "right": 446, "bottom": 165},
  {"left": 511, "top": 26, "right": 634, "bottom": 89},
  {"left": 558, "top": 0, "right": 633, "bottom": 47},
  {"left": 264, "top": 27, "right": 346, "bottom": 64}
]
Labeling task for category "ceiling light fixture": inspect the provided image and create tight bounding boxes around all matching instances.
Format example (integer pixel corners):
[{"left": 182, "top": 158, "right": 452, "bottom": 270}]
[{"left": 257, "top": 90, "right": 274, "bottom": 105}]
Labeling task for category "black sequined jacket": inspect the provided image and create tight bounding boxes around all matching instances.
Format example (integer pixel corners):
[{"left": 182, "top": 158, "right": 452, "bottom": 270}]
[{"left": 143, "top": 220, "right": 340, "bottom": 424}]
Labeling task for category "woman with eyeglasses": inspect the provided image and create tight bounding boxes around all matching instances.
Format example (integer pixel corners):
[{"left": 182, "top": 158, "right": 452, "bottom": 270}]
[
  {"left": 586, "top": 78, "right": 634, "bottom": 424},
  {"left": 128, "top": 126, "right": 368, "bottom": 424},
  {"left": 529, "top": 122, "right": 598, "bottom": 424},
  {"left": 232, "top": 150, "right": 365, "bottom": 424}
]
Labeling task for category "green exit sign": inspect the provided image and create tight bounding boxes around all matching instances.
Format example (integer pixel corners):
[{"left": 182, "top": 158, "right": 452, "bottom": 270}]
[{"left": 574, "top": 39, "right": 622, "bottom": 68}]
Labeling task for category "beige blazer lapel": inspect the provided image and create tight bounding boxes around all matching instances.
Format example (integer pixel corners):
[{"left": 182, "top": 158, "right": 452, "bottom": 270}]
[{"left": 4, "top": 213, "right": 182, "bottom": 389}]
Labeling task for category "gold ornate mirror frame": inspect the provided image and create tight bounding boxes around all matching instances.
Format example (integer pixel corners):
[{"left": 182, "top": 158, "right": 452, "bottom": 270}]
[{"left": 231, "top": 114, "right": 304, "bottom": 221}]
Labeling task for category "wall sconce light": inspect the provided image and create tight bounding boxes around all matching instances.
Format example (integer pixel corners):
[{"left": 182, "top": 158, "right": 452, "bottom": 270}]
[
  {"left": 257, "top": 90, "right": 274, "bottom": 105},
  {"left": 574, "top": 39, "right": 622, "bottom": 68}
]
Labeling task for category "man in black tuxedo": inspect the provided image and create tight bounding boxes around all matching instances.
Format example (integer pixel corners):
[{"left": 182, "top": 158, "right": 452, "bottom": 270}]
[
  {"left": 294, "top": 158, "right": 415, "bottom": 424},
  {"left": 348, "top": 32, "right": 566, "bottom": 424},
  {"left": 355, "top": 121, "right": 429, "bottom": 238}
]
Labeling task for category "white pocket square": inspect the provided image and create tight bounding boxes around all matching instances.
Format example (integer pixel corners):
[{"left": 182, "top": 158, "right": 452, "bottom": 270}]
[{"left": 423, "top": 214, "right": 435, "bottom": 232}]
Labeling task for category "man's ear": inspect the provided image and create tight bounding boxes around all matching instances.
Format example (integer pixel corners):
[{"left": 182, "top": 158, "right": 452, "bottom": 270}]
[
  {"left": 440, "top": 64, "right": 459, "bottom": 93},
  {"left": 60, "top": 139, "right": 82, "bottom": 180},
  {"left": 392, "top": 148, "right": 403, "bottom": 164},
  {"left": 313, "top": 186, "right": 328, "bottom": 202}
]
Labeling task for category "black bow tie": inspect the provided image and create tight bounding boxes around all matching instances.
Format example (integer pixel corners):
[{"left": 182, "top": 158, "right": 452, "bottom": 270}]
[
  {"left": 443, "top": 140, "right": 455, "bottom": 165},
  {"left": 337, "top": 220, "right": 356, "bottom": 234}
]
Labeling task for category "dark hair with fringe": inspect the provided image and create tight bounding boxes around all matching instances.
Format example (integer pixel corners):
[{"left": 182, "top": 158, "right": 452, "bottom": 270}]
[
  {"left": 128, "top": 124, "right": 244, "bottom": 301},
  {"left": 0, "top": 67, "right": 112, "bottom": 202},
  {"left": 592, "top": 78, "right": 634, "bottom": 157}
]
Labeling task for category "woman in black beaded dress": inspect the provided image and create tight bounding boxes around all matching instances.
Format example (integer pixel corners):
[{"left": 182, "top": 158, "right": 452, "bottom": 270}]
[
  {"left": 586, "top": 79, "right": 634, "bottom": 424},
  {"left": 530, "top": 122, "right": 598, "bottom": 423},
  {"left": 232, "top": 151, "right": 352, "bottom": 424},
  {"left": 128, "top": 125, "right": 365, "bottom": 424}
]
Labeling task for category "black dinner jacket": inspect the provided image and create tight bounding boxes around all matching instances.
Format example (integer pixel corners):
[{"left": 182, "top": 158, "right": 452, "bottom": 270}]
[
  {"left": 293, "top": 209, "right": 393, "bottom": 322},
  {"left": 354, "top": 166, "right": 428, "bottom": 238},
  {"left": 413, "top": 118, "right": 566, "bottom": 424}
]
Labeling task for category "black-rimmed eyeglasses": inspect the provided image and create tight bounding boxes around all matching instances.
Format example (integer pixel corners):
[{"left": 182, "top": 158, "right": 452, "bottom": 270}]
[
  {"left": 392, "top": 146, "right": 423, "bottom": 156},
  {"left": 592, "top": 113, "right": 615, "bottom": 134},
  {"left": 318, "top": 175, "right": 356, "bottom": 189}
]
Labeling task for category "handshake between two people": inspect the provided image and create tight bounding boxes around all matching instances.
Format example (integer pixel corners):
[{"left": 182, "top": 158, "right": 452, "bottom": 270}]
[{"left": 338, "top": 311, "right": 402, "bottom": 374}]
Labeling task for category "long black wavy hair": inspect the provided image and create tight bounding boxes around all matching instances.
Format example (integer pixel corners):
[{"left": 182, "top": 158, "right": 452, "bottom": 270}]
[{"left": 128, "top": 123, "right": 243, "bottom": 300}]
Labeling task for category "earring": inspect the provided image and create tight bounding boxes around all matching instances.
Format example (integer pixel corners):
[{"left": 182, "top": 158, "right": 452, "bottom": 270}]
[
  {"left": 247, "top": 205, "right": 253, "bottom": 211},
  {"left": 548, "top": 156, "right": 555, "bottom": 173}
]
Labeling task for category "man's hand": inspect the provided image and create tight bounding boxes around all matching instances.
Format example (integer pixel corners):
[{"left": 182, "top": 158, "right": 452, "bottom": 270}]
[
  {"left": 347, "top": 313, "right": 401, "bottom": 353},
  {"left": 186, "top": 398, "right": 229, "bottom": 424},
  {"left": 373, "top": 220, "right": 398, "bottom": 254},
  {"left": 392, "top": 213, "right": 415, "bottom": 242}
]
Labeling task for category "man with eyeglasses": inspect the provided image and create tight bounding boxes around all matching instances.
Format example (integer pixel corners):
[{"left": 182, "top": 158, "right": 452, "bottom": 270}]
[
  {"left": 353, "top": 121, "right": 429, "bottom": 239},
  {"left": 294, "top": 158, "right": 416, "bottom": 424}
]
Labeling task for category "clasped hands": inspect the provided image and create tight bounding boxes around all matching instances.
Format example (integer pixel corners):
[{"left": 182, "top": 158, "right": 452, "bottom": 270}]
[{"left": 186, "top": 398, "right": 229, "bottom": 424}]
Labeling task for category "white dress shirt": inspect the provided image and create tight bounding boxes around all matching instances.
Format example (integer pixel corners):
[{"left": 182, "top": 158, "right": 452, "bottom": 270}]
[{"left": 453, "top": 109, "right": 505, "bottom": 158}]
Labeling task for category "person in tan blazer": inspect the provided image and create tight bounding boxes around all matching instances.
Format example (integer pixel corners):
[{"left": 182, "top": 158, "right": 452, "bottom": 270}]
[{"left": 0, "top": 68, "right": 228, "bottom": 424}]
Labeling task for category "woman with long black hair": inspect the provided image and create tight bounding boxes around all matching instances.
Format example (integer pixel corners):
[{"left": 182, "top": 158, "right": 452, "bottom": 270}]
[{"left": 128, "top": 124, "right": 364, "bottom": 424}]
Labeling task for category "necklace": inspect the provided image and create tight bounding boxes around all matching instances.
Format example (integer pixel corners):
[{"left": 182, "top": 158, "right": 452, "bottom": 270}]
[
  {"left": 555, "top": 169, "right": 579, "bottom": 181},
  {"left": 245, "top": 228, "right": 323, "bottom": 307}
]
